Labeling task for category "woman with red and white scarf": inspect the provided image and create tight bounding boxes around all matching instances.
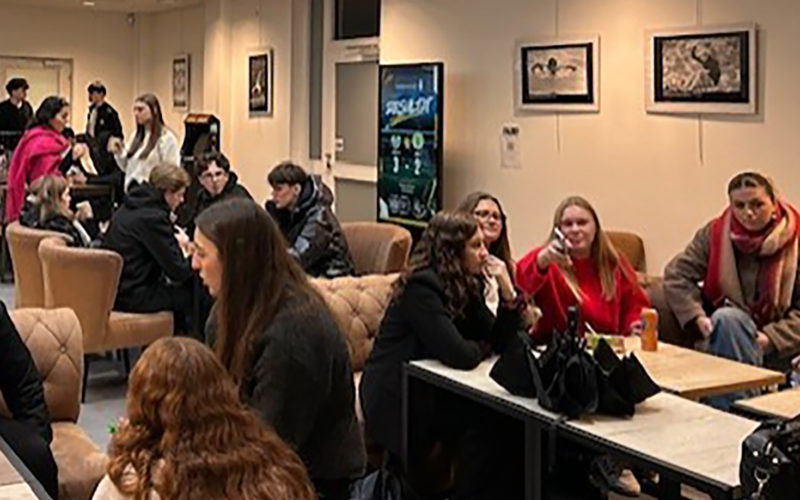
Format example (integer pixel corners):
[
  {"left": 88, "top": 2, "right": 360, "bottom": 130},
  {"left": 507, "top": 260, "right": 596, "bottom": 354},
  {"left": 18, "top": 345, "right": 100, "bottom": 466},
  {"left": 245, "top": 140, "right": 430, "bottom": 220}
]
[{"left": 665, "top": 172, "right": 800, "bottom": 404}]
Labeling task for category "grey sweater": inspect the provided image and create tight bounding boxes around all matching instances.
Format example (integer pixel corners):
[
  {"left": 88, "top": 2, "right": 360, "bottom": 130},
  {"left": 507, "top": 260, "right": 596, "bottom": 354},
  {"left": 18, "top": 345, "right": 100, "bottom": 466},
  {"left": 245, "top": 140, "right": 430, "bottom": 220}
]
[
  {"left": 207, "top": 293, "right": 365, "bottom": 481},
  {"left": 664, "top": 221, "right": 800, "bottom": 359}
]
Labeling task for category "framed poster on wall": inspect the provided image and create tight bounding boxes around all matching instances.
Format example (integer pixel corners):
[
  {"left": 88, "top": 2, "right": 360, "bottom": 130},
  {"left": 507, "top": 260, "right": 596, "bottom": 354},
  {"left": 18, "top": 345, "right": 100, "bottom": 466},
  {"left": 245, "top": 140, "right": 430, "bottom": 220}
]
[
  {"left": 514, "top": 36, "right": 599, "bottom": 113},
  {"left": 172, "top": 54, "right": 190, "bottom": 111},
  {"left": 377, "top": 62, "right": 444, "bottom": 229},
  {"left": 646, "top": 24, "right": 757, "bottom": 114},
  {"left": 249, "top": 49, "right": 273, "bottom": 116}
]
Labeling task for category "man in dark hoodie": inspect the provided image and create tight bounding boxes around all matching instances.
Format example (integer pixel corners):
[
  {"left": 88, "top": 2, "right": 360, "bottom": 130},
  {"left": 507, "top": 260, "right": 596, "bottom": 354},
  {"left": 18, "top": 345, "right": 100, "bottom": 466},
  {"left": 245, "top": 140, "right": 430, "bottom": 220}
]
[
  {"left": 265, "top": 162, "right": 355, "bottom": 278},
  {"left": 0, "top": 301, "right": 58, "bottom": 499},
  {"left": 103, "top": 163, "right": 194, "bottom": 333}
]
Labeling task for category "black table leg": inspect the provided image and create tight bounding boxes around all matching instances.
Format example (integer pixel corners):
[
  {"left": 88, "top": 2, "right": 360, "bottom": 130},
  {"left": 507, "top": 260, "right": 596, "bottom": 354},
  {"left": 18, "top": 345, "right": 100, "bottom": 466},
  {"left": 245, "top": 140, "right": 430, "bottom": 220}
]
[
  {"left": 659, "top": 475, "right": 682, "bottom": 500},
  {"left": 525, "top": 419, "right": 543, "bottom": 500}
]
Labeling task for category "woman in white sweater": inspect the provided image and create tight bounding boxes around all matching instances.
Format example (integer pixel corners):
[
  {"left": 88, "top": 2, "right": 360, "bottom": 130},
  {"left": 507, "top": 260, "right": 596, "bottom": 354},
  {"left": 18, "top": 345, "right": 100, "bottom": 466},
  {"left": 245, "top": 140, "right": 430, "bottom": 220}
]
[{"left": 109, "top": 93, "right": 179, "bottom": 191}]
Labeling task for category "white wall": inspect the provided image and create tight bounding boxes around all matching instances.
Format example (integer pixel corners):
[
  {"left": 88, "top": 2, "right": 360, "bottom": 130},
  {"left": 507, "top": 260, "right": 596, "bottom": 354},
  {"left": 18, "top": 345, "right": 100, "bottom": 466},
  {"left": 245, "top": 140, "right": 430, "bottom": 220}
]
[
  {"left": 0, "top": 3, "right": 136, "bottom": 134},
  {"left": 137, "top": 4, "right": 206, "bottom": 134},
  {"left": 381, "top": 0, "right": 800, "bottom": 273}
]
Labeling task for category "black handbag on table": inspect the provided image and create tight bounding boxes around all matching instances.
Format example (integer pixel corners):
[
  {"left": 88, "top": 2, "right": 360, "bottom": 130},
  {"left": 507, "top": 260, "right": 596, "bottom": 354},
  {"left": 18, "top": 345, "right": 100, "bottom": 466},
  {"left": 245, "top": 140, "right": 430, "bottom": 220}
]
[
  {"left": 740, "top": 416, "right": 800, "bottom": 500},
  {"left": 489, "top": 306, "right": 659, "bottom": 419}
]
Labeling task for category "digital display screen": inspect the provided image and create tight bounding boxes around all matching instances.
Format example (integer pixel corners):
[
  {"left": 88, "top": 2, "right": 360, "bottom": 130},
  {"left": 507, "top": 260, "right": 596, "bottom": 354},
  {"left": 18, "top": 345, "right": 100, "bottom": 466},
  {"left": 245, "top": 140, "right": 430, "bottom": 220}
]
[{"left": 377, "top": 63, "right": 443, "bottom": 228}]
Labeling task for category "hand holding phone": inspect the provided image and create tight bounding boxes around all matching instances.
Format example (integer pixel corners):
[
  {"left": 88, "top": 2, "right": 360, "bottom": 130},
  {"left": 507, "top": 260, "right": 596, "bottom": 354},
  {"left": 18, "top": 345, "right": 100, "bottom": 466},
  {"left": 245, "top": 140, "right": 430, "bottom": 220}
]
[{"left": 536, "top": 226, "right": 573, "bottom": 271}]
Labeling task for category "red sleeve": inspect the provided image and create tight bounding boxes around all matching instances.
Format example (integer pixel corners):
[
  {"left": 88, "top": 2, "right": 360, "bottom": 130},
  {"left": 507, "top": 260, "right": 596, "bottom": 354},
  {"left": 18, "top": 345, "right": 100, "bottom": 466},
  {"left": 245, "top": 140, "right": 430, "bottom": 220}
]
[
  {"left": 618, "top": 255, "right": 651, "bottom": 334},
  {"left": 515, "top": 246, "right": 549, "bottom": 296}
]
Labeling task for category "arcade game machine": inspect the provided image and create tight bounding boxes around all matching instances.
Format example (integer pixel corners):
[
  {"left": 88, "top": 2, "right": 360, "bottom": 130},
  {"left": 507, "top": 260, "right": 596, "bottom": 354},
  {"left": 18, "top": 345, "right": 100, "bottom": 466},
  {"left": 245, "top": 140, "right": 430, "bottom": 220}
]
[{"left": 178, "top": 113, "right": 220, "bottom": 227}]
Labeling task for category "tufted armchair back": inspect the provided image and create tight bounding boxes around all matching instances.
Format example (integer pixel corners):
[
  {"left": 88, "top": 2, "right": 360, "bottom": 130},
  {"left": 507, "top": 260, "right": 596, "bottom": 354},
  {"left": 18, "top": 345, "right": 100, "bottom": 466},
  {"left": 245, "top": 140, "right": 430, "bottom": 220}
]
[
  {"left": 312, "top": 273, "right": 400, "bottom": 371},
  {"left": 341, "top": 222, "right": 413, "bottom": 275},
  {"left": 0, "top": 308, "right": 83, "bottom": 423}
]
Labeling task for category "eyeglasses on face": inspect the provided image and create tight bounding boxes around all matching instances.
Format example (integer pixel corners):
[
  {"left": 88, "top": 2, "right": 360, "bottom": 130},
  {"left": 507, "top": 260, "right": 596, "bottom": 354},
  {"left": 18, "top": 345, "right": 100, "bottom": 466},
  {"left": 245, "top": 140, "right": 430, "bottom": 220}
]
[{"left": 473, "top": 209, "right": 502, "bottom": 222}]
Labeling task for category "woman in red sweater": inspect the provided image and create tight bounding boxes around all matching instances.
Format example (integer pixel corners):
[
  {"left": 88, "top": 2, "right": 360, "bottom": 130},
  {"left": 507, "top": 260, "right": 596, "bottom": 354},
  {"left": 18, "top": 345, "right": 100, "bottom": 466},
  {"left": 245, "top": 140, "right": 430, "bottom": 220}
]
[{"left": 517, "top": 195, "right": 649, "bottom": 342}]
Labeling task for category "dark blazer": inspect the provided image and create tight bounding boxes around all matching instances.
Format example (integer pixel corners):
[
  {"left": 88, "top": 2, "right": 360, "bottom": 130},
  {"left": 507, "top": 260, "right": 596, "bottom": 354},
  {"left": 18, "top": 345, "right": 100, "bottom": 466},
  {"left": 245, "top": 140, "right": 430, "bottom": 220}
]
[
  {"left": 359, "top": 268, "right": 521, "bottom": 456},
  {"left": 265, "top": 175, "right": 355, "bottom": 278},
  {"left": 0, "top": 301, "right": 51, "bottom": 444},
  {"left": 102, "top": 183, "right": 192, "bottom": 312},
  {"left": 209, "top": 287, "right": 365, "bottom": 481}
]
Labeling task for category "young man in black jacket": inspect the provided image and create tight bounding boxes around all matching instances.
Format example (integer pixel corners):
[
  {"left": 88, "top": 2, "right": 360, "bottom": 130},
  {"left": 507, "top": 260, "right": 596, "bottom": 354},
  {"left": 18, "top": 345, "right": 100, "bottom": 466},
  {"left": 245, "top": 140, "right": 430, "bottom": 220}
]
[
  {"left": 0, "top": 301, "right": 58, "bottom": 498},
  {"left": 103, "top": 163, "right": 194, "bottom": 334},
  {"left": 265, "top": 162, "right": 355, "bottom": 278},
  {"left": 0, "top": 78, "right": 33, "bottom": 151}
]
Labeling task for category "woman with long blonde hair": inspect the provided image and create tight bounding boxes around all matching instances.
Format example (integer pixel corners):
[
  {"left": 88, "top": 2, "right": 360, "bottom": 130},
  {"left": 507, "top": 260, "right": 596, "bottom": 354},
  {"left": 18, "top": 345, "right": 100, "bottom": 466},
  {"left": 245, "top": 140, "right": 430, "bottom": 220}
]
[
  {"left": 92, "top": 337, "right": 316, "bottom": 500},
  {"left": 516, "top": 196, "right": 649, "bottom": 342},
  {"left": 19, "top": 175, "right": 92, "bottom": 246}
]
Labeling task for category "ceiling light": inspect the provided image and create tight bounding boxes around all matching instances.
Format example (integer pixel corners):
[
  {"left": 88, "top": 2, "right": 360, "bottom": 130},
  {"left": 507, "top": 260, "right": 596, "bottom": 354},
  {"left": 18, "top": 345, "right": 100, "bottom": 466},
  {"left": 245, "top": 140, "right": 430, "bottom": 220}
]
[{"left": 82, "top": 1, "right": 96, "bottom": 6}]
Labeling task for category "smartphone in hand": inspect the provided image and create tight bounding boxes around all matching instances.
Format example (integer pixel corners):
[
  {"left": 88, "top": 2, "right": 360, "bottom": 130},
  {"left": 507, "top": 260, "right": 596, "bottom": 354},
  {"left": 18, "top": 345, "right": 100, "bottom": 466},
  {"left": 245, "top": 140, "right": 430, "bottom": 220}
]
[{"left": 553, "top": 227, "right": 568, "bottom": 253}]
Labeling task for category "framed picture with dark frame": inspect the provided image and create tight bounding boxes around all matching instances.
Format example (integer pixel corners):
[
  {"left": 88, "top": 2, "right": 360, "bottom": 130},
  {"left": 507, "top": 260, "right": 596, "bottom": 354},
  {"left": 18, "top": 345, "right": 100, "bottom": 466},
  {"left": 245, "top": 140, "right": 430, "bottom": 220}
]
[
  {"left": 172, "top": 54, "right": 190, "bottom": 112},
  {"left": 515, "top": 35, "right": 599, "bottom": 113},
  {"left": 248, "top": 49, "right": 273, "bottom": 116},
  {"left": 646, "top": 24, "right": 757, "bottom": 114}
]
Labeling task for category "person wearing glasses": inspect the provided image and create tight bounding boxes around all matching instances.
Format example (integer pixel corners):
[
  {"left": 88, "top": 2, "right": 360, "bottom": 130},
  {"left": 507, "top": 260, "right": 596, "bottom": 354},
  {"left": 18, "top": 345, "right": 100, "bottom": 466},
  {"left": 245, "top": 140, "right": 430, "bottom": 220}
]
[
  {"left": 191, "top": 151, "right": 251, "bottom": 230},
  {"left": 458, "top": 192, "right": 516, "bottom": 315}
]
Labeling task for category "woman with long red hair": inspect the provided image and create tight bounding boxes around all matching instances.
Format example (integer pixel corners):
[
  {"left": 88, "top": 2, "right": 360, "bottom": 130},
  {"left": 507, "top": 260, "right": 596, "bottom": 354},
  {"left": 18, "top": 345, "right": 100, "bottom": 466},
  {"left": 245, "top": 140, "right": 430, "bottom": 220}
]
[{"left": 92, "top": 337, "right": 316, "bottom": 500}]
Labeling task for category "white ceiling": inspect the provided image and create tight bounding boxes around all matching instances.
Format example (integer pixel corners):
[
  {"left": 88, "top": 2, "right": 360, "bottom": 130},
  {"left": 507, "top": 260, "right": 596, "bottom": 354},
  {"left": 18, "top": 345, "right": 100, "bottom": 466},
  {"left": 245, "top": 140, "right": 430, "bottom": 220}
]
[{"left": 0, "top": 0, "right": 203, "bottom": 13}]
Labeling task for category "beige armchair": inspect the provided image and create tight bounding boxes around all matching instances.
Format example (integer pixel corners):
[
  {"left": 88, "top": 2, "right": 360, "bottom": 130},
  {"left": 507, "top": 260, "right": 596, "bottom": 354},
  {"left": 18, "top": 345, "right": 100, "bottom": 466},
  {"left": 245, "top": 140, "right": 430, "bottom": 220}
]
[
  {"left": 0, "top": 308, "right": 107, "bottom": 500},
  {"left": 341, "top": 222, "right": 412, "bottom": 275},
  {"left": 38, "top": 237, "right": 173, "bottom": 401},
  {"left": 6, "top": 221, "right": 70, "bottom": 308}
]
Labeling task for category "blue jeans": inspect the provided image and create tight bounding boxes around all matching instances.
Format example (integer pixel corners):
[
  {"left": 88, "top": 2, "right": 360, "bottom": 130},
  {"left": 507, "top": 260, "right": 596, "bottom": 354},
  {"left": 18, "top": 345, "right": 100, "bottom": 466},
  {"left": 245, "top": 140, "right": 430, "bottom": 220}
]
[{"left": 704, "top": 307, "right": 763, "bottom": 409}]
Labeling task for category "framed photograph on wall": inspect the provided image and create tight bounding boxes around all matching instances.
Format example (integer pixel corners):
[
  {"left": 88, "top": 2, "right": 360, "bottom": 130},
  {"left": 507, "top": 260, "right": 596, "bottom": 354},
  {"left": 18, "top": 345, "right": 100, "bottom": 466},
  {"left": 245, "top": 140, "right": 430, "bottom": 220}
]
[
  {"left": 249, "top": 49, "right": 273, "bottom": 116},
  {"left": 646, "top": 24, "right": 757, "bottom": 114},
  {"left": 172, "top": 54, "right": 190, "bottom": 112},
  {"left": 514, "top": 35, "right": 599, "bottom": 113}
]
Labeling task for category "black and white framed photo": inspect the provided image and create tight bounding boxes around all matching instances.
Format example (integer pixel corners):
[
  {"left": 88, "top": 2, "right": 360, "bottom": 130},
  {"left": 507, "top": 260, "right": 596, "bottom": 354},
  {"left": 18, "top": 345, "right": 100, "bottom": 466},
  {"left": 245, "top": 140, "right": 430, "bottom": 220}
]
[
  {"left": 646, "top": 24, "right": 757, "bottom": 114},
  {"left": 514, "top": 35, "right": 599, "bottom": 113},
  {"left": 172, "top": 54, "right": 190, "bottom": 112},
  {"left": 248, "top": 49, "right": 273, "bottom": 116}
]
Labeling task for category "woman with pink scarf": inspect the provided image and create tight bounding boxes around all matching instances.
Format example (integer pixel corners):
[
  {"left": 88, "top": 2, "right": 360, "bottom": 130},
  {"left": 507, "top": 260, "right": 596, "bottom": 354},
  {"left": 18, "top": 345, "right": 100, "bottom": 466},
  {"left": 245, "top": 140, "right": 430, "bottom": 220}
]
[
  {"left": 664, "top": 172, "right": 800, "bottom": 407},
  {"left": 4, "top": 96, "right": 86, "bottom": 223}
]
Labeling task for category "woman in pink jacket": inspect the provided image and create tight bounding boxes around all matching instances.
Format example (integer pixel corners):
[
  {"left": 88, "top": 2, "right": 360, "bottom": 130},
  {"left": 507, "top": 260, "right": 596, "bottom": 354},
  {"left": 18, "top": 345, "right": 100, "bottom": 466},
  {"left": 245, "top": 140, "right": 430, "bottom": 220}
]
[{"left": 5, "top": 96, "right": 84, "bottom": 222}]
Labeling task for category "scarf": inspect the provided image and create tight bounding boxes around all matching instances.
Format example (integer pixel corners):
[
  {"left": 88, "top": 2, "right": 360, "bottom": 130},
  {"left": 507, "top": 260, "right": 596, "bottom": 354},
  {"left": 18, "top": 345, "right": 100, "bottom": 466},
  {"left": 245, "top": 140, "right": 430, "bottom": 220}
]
[{"left": 703, "top": 201, "right": 799, "bottom": 327}]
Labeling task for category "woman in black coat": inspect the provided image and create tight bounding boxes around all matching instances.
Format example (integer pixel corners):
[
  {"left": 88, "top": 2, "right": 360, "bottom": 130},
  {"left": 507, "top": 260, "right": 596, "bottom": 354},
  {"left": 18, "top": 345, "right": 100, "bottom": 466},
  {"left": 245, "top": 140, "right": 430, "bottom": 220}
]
[
  {"left": 360, "top": 210, "right": 525, "bottom": 499},
  {"left": 102, "top": 163, "right": 193, "bottom": 333},
  {"left": 192, "top": 198, "right": 364, "bottom": 500}
]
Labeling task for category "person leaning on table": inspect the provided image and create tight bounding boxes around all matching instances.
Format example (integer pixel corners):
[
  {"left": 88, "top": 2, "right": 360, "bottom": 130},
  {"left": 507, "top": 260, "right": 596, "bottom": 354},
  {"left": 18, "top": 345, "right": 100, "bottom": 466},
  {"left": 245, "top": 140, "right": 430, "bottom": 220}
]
[
  {"left": 360, "top": 210, "right": 525, "bottom": 499},
  {"left": 664, "top": 172, "right": 800, "bottom": 404}
]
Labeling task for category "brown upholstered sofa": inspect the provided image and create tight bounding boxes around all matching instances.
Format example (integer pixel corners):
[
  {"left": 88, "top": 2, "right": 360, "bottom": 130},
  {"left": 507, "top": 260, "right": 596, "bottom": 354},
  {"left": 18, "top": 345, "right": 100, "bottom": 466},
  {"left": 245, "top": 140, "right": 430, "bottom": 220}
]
[
  {"left": 0, "top": 308, "right": 107, "bottom": 500},
  {"left": 6, "top": 222, "right": 70, "bottom": 308},
  {"left": 311, "top": 274, "right": 399, "bottom": 421}
]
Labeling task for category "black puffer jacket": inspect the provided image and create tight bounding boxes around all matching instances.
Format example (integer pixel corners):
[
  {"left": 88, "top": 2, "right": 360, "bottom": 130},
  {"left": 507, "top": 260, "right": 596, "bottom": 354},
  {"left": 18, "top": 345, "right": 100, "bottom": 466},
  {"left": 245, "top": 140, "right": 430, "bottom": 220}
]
[
  {"left": 102, "top": 184, "right": 192, "bottom": 311},
  {"left": 266, "top": 175, "right": 355, "bottom": 278},
  {"left": 0, "top": 301, "right": 52, "bottom": 444}
]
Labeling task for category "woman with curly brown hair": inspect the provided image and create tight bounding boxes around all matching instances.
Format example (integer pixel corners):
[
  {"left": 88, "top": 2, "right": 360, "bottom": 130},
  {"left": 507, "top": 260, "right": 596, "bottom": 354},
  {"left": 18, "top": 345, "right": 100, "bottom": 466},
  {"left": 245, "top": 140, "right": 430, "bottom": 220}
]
[
  {"left": 191, "top": 198, "right": 364, "bottom": 500},
  {"left": 92, "top": 337, "right": 316, "bottom": 500},
  {"left": 360, "top": 210, "right": 525, "bottom": 499}
]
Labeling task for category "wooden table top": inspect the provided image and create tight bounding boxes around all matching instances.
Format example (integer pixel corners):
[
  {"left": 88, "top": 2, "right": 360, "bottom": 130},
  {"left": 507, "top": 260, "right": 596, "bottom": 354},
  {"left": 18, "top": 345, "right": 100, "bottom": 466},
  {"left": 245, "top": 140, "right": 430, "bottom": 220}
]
[
  {"left": 0, "top": 438, "right": 48, "bottom": 500},
  {"left": 733, "top": 387, "right": 800, "bottom": 420},
  {"left": 410, "top": 358, "right": 759, "bottom": 489},
  {"left": 0, "top": 447, "right": 23, "bottom": 488},
  {"left": 623, "top": 337, "right": 786, "bottom": 400}
]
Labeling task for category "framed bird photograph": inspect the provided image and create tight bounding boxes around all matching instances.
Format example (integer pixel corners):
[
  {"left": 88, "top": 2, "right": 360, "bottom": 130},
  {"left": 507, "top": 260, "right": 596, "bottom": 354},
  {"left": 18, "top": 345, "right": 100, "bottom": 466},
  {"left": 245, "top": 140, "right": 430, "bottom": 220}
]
[
  {"left": 514, "top": 35, "right": 599, "bottom": 113},
  {"left": 646, "top": 24, "right": 757, "bottom": 114},
  {"left": 248, "top": 48, "right": 273, "bottom": 116}
]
